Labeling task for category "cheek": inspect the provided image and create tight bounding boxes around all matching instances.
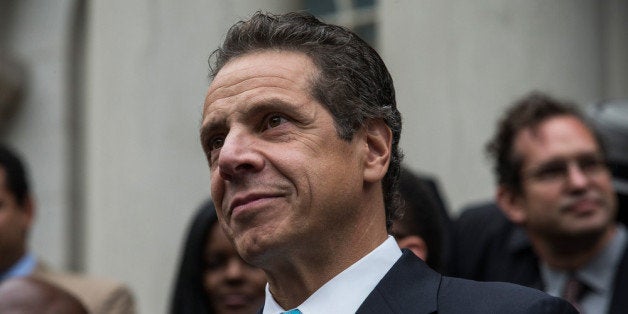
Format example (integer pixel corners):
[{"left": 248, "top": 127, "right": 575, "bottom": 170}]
[
  {"left": 203, "top": 271, "right": 218, "bottom": 294},
  {"left": 525, "top": 185, "right": 560, "bottom": 206},
  {"left": 0, "top": 216, "right": 7, "bottom": 231},
  {"left": 245, "top": 269, "right": 267, "bottom": 293},
  {"left": 210, "top": 178, "right": 225, "bottom": 209},
  {"left": 525, "top": 192, "right": 562, "bottom": 222},
  {"left": 596, "top": 175, "right": 615, "bottom": 195},
  {"left": 2, "top": 217, "right": 21, "bottom": 238}
]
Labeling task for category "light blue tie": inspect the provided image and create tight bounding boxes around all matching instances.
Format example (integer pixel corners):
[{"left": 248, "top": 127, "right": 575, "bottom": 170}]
[{"left": 281, "top": 309, "right": 302, "bottom": 314}]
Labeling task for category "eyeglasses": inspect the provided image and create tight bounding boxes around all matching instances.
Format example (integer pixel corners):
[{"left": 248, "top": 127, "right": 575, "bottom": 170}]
[{"left": 522, "top": 154, "right": 609, "bottom": 185}]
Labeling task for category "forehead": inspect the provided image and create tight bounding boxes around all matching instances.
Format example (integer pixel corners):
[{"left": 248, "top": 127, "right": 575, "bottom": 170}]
[
  {"left": 514, "top": 115, "right": 600, "bottom": 165},
  {"left": 203, "top": 50, "right": 318, "bottom": 116}
]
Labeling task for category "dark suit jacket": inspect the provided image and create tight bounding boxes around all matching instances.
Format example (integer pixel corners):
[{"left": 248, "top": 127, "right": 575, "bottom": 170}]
[
  {"left": 259, "top": 250, "right": 575, "bottom": 313},
  {"left": 448, "top": 202, "right": 628, "bottom": 314},
  {"left": 355, "top": 250, "right": 575, "bottom": 313}
]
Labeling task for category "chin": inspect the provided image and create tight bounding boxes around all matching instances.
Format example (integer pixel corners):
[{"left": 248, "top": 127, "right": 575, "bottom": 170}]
[
  {"left": 234, "top": 236, "right": 272, "bottom": 266},
  {"left": 558, "top": 223, "right": 610, "bottom": 242},
  {"left": 216, "top": 306, "right": 257, "bottom": 314}
]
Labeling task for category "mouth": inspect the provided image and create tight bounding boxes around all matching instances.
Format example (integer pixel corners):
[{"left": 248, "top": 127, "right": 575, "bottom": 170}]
[
  {"left": 564, "top": 197, "right": 603, "bottom": 215},
  {"left": 214, "top": 292, "right": 261, "bottom": 311},
  {"left": 229, "top": 193, "right": 282, "bottom": 218},
  {"left": 222, "top": 293, "right": 251, "bottom": 307}
]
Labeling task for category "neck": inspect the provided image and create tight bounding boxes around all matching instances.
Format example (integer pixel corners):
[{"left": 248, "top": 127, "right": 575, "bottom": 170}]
[
  {"left": 264, "top": 206, "right": 388, "bottom": 309},
  {"left": 528, "top": 224, "right": 617, "bottom": 271},
  {"left": 0, "top": 248, "right": 26, "bottom": 275}
]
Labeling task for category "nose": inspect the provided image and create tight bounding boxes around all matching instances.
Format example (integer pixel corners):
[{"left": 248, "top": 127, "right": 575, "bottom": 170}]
[
  {"left": 224, "top": 258, "right": 245, "bottom": 280},
  {"left": 565, "top": 162, "right": 589, "bottom": 190},
  {"left": 217, "top": 129, "right": 264, "bottom": 181}
]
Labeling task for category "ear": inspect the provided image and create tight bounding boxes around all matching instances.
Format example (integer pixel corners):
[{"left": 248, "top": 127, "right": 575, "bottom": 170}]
[
  {"left": 363, "top": 119, "right": 392, "bottom": 183},
  {"left": 397, "top": 235, "right": 428, "bottom": 261},
  {"left": 496, "top": 186, "right": 526, "bottom": 225}
]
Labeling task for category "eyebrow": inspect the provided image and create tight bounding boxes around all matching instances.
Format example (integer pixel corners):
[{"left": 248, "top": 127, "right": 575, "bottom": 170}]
[
  {"left": 200, "top": 98, "right": 305, "bottom": 144},
  {"left": 527, "top": 152, "right": 605, "bottom": 170},
  {"left": 243, "top": 98, "right": 304, "bottom": 118}
]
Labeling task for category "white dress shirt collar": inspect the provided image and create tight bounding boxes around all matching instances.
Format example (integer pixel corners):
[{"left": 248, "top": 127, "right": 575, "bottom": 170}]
[
  {"left": 263, "top": 236, "right": 402, "bottom": 314},
  {"left": 0, "top": 252, "right": 36, "bottom": 281},
  {"left": 540, "top": 224, "right": 627, "bottom": 314}
]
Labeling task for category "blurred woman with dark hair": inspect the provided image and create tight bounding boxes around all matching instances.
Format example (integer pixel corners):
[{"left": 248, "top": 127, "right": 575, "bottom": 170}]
[{"left": 170, "top": 199, "right": 266, "bottom": 314}]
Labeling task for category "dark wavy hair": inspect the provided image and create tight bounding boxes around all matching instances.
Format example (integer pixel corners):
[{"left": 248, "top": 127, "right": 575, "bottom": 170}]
[
  {"left": 169, "top": 199, "right": 218, "bottom": 314},
  {"left": 0, "top": 143, "right": 30, "bottom": 206},
  {"left": 208, "top": 11, "right": 403, "bottom": 227},
  {"left": 486, "top": 92, "right": 606, "bottom": 195}
]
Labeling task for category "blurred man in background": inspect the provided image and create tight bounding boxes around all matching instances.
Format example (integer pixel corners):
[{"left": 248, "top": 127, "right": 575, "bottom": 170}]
[
  {"left": 0, "top": 143, "right": 136, "bottom": 314},
  {"left": 452, "top": 93, "right": 628, "bottom": 313}
]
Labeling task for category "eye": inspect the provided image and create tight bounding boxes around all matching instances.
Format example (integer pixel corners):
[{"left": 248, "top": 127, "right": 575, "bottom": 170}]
[
  {"left": 204, "top": 135, "right": 225, "bottom": 166},
  {"left": 578, "top": 155, "right": 607, "bottom": 173},
  {"left": 530, "top": 161, "right": 567, "bottom": 181},
  {"left": 264, "top": 114, "right": 288, "bottom": 130},
  {"left": 537, "top": 165, "right": 566, "bottom": 180},
  {"left": 205, "top": 254, "right": 226, "bottom": 271},
  {"left": 209, "top": 136, "right": 225, "bottom": 151}
]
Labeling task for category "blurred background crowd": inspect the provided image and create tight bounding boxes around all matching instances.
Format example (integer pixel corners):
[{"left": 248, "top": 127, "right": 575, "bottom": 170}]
[{"left": 1, "top": 1, "right": 627, "bottom": 313}]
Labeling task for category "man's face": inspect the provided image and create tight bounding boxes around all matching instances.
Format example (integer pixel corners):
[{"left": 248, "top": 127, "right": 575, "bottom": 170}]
[
  {"left": 0, "top": 168, "right": 31, "bottom": 273},
  {"left": 505, "top": 115, "right": 616, "bottom": 239},
  {"left": 201, "top": 50, "right": 368, "bottom": 263}
]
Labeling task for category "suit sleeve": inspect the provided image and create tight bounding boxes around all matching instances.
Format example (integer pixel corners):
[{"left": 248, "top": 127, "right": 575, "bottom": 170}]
[{"left": 97, "top": 284, "right": 136, "bottom": 314}]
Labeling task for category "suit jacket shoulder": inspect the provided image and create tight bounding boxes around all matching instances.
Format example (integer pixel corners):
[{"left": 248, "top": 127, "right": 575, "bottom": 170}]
[
  {"left": 357, "top": 250, "right": 576, "bottom": 314},
  {"left": 447, "top": 202, "right": 543, "bottom": 289},
  {"left": 609, "top": 240, "right": 628, "bottom": 313},
  {"left": 33, "top": 261, "right": 135, "bottom": 314}
]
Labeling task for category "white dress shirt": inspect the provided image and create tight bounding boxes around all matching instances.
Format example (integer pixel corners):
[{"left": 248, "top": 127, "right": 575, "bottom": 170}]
[
  {"left": 263, "top": 236, "right": 402, "bottom": 314},
  {"left": 0, "top": 252, "right": 36, "bottom": 281}
]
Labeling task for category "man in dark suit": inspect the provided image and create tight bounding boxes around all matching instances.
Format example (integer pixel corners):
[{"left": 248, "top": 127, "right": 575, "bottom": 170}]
[
  {"left": 450, "top": 93, "right": 627, "bottom": 313},
  {"left": 200, "top": 12, "right": 575, "bottom": 313}
]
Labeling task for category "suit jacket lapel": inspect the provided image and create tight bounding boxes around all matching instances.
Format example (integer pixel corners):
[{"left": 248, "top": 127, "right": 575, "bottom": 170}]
[{"left": 356, "top": 250, "right": 439, "bottom": 314}]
